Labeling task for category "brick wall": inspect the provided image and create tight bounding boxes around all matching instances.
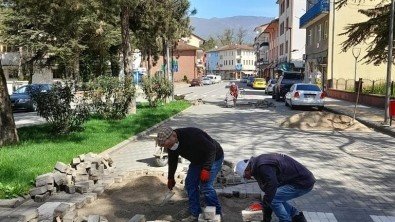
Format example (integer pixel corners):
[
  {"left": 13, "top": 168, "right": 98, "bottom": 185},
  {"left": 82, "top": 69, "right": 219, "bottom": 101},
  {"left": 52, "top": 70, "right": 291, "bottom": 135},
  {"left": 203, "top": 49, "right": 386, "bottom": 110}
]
[{"left": 327, "top": 89, "right": 395, "bottom": 108}]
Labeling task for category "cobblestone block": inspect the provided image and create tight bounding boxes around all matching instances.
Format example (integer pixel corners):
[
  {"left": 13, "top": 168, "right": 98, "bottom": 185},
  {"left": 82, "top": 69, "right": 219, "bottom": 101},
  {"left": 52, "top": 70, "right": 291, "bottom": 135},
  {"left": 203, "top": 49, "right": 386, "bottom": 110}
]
[
  {"left": 65, "top": 184, "right": 76, "bottom": 194},
  {"left": 88, "top": 214, "right": 100, "bottom": 222},
  {"left": 129, "top": 214, "right": 146, "bottom": 222},
  {"left": 34, "top": 192, "right": 50, "bottom": 202},
  {"left": 53, "top": 203, "right": 71, "bottom": 218},
  {"left": 203, "top": 206, "right": 216, "bottom": 220},
  {"left": 63, "top": 210, "right": 78, "bottom": 222},
  {"left": 241, "top": 210, "right": 263, "bottom": 222},
  {"left": 198, "top": 214, "right": 221, "bottom": 222},
  {"left": 83, "top": 193, "right": 98, "bottom": 204},
  {"left": 114, "top": 176, "right": 123, "bottom": 183},
  {"left": 55, "top": 162, "right": 69, "bottom": 173},
  {"left": 92, "top": 186, "right": 105, "bottom": 195},
  {"left": 37, "top": 202, "right": 62, "bottom": 221},
  {"left": 53, "top": 171, "right": 66, "bottom": 186},
  {"left": 30, "top": 186, "right": 48, "bottom": 196},
  {"left": 9, "top": 205, "right": 39, "bottom": 221},
  {"left": 35, "top": 173, "right": 54, "bottom": 187},
  {"left": 0, "top": 197, "right": 24, "bottom": 208},
  {"left": 74, "top": 174, "right": 90, "bottom": 183}
]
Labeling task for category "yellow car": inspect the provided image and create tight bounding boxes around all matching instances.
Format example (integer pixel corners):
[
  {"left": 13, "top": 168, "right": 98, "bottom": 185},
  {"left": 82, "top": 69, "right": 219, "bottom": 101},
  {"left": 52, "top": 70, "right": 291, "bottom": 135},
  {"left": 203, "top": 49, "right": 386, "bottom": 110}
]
[{"left": 252, "top": 78, "right": 267, "bottom": 89}]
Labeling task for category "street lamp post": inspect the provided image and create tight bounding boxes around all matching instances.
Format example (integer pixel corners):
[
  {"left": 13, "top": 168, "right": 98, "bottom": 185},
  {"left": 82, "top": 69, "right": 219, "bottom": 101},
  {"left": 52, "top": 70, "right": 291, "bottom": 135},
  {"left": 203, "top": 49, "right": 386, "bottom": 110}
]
[
  {"left": 384, "top": 0, "right": 395, "bottom": 125},
  {"left": 352, "top": 47, "right": 361, "bottom": 88}
]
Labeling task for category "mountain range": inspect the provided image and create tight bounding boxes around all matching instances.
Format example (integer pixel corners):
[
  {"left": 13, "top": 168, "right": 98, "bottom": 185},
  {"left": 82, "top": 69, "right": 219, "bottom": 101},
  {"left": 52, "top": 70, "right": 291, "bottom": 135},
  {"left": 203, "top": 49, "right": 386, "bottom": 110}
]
[{"left": 190, "top": 16, "right": 274, "bottom": 44}]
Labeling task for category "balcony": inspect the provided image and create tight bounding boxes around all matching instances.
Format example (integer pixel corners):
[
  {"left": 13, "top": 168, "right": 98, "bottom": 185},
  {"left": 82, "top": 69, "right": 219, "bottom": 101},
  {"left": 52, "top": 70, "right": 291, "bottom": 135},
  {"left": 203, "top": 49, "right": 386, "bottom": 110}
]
[{"left": 300, "top": 0, "right": 329, "bottom": 29}]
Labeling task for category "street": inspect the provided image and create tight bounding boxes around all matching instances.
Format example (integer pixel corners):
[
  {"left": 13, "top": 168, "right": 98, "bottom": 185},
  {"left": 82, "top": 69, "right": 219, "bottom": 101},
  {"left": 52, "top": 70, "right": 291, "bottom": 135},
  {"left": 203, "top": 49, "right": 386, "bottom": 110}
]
[
  {"left": 11, "top": 81, "right": 395, "bottom": 221},
  {"left": 109, "top": 81, "right": 395, "bottom": 222}
]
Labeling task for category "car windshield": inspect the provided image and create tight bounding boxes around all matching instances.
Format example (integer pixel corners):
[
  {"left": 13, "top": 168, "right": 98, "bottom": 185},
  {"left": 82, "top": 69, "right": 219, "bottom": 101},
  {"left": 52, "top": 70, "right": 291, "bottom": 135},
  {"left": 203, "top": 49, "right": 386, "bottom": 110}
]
[
  {"left": 254, "top": 78, "right": 264, "bottom": 82},
  {"left": 296, "top": 84, "right": 321, "bottom": 91},
  {"left": 203, "top": 78, "right": 210, "bottom": 80},
  {"left": 283, "top": 73, "right": 303, "bottom": 79},
  {"left": 14, "top": 86, "right": 28, "bottom": 94}
]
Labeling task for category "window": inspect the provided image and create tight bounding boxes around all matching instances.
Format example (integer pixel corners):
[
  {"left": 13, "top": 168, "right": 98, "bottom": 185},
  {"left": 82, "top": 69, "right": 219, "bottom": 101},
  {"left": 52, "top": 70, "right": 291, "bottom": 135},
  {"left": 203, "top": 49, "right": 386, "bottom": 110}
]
[
  {"left": 237, "top": 59, "right": 241, "bottom": 63},
  {"left": 324, "top": 21, "right": 328, "bottom": 40},
  {"left": 237, "top": 50, "right": 241, "bottom": 56},
  {"left": 280, "top": 2, "right": 285, "bottom": 14},
  {"left": 308, "top": 29, "right": 312, "bottom": 46},
  {"left": 286, "top": 17, "right": 289, "bottom": 31},
  {"left": 280, "top": 43, "right": 284, "bottom": 55},
  {"left": 317, "top": 24, "right": 322, "bottom": 42},
  {"left": 280, "top": 22, "right": 284, "bottom": 36},
  {"left": 286, "top": 0, "right": 289, "bottom": 8}
]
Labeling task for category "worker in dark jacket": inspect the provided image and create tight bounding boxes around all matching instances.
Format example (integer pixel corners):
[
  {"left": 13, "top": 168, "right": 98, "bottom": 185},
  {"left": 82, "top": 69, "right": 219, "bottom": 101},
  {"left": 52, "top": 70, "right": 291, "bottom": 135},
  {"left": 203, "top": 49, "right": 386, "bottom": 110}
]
[
  {"left": 156, "top": 126, "right": 224, "bottom": 222},
  {"left": 235, "top": 153, "right": 315, "bottom": 222}
]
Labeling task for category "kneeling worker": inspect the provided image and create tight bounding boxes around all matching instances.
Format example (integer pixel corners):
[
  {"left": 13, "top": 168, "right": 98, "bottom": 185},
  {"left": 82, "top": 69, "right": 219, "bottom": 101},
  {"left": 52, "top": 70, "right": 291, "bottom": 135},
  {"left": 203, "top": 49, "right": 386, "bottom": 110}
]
[
  {"left": 156, "top": 126, "right": 224, "bottom": 222},
  {"left": 235, "top": 153, "right": 315, "bottom": 222}
]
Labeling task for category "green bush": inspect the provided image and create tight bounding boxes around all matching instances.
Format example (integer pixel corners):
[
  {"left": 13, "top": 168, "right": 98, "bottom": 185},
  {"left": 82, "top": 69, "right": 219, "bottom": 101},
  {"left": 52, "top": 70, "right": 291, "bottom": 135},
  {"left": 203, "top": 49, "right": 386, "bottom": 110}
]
[
  {"left": 141, "top": 76, "right": 173, "bottom": 107},
  {"left": 86, "top": 76, "right": 136, "bottom": 119},
  {"left": 31, "top": 83, "right": 90, "bottom": 134}
]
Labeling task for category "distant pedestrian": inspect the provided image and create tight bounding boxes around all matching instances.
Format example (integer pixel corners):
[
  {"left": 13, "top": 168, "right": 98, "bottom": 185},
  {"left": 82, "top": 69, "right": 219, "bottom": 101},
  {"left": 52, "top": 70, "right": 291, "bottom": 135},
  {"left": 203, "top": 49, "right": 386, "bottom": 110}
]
[
  {"left": 235, "top": 153, "right": 315, "bottom": 222},
  {"left": 229, "top": 82, "right": 239, "bottom": 107},
  {"left": 156, "top": 126, "right": 224, "bottom": 222}
]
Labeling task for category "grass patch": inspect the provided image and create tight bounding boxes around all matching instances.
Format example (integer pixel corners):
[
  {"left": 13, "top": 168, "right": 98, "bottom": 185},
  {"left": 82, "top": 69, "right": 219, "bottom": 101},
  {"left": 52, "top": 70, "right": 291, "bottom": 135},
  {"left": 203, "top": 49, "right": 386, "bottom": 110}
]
[{"left": 0, "top": 100, "right": 190, "bottom": 199}]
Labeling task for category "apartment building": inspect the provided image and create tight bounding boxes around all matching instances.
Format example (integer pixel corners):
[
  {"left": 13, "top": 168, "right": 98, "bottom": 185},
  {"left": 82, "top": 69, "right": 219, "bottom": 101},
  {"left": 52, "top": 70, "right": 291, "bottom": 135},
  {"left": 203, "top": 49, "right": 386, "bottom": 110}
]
[
  {"left": 276, "top": 0, "right": 306, "bottom": 68},
  {"left": 205, "top": 44, "right": 256, "bottom": 79},
  {"left": 254, "top": 24, "right": 270, "bottom": 78},
  {"left": 300, "top": 0, "right": 389, "bottom": 89}
]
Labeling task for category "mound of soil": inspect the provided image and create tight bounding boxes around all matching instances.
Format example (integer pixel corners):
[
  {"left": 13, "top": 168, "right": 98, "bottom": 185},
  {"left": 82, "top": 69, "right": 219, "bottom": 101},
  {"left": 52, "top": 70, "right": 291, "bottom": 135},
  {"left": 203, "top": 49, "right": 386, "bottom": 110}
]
[
  {"left": 279, "top": 111, "right": 372, "bottom": 132},
  {"left": 78, "top": 176, "right": 257, "bottom": 222}
]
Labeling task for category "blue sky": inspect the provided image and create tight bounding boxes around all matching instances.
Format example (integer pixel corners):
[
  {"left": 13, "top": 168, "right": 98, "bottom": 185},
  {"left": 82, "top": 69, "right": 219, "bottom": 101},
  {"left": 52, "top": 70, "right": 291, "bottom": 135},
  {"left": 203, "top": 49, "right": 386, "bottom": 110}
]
[{"left": 189, "top": 0, "right": 278, "bottom": 19}]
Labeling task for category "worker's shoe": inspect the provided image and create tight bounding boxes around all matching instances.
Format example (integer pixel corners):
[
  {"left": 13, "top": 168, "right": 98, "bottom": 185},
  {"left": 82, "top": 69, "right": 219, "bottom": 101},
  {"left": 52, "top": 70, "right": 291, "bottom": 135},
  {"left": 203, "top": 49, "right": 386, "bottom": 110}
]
[
  {"left": 181, "top": 215, "right": 198, "bottom": 222},
  {"left": 292, "top": 212, "right": 307, "bottom": 222}
]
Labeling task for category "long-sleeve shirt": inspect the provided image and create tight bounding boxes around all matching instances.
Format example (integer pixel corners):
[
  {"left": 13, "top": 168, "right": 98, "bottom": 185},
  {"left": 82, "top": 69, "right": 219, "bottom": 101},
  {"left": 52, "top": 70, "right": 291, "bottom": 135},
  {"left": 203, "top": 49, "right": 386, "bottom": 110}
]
[
  {"left": 250, "top": 153, "right": 316, "bottom": 204},
  {"left": 167, "top": 127, "right": 224, "bottom": 179}
]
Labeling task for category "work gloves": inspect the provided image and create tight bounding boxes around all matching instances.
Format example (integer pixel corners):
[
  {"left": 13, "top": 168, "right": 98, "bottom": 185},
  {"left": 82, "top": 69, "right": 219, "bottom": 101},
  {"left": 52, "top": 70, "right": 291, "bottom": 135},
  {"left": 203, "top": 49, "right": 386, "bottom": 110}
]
[
  {"left": 200, "top": 168, "right": 210, "bottom": 182},
  {"left": 167, "top": 178, "right": 176, "bottom": 190},
  {"left": 247, "top": 202, "right": 263, "bottom": 211}
]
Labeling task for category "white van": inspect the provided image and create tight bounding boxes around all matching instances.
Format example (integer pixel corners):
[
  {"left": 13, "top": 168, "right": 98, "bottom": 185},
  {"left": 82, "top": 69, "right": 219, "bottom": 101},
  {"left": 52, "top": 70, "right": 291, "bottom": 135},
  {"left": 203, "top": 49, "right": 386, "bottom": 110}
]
[{"left": 206, "top": 74, "right": 221, "bottom": 84}]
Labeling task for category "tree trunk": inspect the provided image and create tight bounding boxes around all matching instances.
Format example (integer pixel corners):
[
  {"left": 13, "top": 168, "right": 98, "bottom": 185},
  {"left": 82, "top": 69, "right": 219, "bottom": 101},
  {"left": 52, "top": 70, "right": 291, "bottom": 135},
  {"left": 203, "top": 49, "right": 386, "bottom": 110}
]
[
  {"left": 121, "top": 5, "right": 136, "bottom": 114},
  {"left": 0, "top": 63, "right": 19, "bottom": 147}
]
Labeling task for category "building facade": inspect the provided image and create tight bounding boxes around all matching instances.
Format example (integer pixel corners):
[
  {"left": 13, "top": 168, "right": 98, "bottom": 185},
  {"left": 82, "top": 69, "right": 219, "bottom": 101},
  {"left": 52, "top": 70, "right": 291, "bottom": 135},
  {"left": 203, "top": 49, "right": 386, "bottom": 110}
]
[
  {"left": 276, "top": 0, "right": 306, "bottom": 67},
  {"left": 215, "top": 44, "right": 256, "bottom": 80},
  {"left": 254, "top": 24, "right": 270, "bottom": 78},
  {"left": 300, "top": 0, "right": 390, "bottom": 90}
]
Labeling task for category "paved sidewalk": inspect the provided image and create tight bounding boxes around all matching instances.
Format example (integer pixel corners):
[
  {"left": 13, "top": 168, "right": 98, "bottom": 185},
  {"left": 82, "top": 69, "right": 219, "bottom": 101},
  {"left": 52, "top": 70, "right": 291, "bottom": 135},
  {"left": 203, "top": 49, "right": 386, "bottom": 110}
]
[{"left": 324, "top": 97, "right": 395, "bottom": 137}]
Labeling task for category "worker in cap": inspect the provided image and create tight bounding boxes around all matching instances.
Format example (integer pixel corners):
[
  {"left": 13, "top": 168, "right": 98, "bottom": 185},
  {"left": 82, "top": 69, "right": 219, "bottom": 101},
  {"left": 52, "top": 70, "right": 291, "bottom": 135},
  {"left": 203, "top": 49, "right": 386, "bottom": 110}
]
[
  {"left": 156, "top": 126, "right": 224, "bottom": 222},
  {"left": 235, "top": 153, "right": 315, "bottom": 222}
]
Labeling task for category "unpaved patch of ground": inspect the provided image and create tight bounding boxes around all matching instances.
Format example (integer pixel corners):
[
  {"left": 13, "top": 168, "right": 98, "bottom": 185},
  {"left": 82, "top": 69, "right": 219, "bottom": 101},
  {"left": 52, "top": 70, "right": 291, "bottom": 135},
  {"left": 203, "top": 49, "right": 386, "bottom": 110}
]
[
  {"left": 279, "top": 111, "right": 372, "bottom": 132},
  {"left": 78, "top": 176, "right": 257, "bottom": 222}
]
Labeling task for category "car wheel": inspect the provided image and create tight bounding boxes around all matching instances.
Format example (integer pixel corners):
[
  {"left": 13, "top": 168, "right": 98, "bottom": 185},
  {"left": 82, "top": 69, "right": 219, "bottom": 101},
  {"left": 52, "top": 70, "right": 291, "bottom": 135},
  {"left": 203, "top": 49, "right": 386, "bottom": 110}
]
[
  {"left": 290, "top": 101, "right": 294, "bottom": 110},
  {"left": 318, "top": 106, "right": 324, "bottom": 111},
  {"left": 275, "top": 91, "right": 281, "bottom": 101},
  {"left": 285, "top": 99, "right": 288, "bottom": 106},
  {"left": 30, "top": 103, "right": 37, "bottom": 112},
  {"left": 272, "top": 91, "right": 276, "bottom": 99}
]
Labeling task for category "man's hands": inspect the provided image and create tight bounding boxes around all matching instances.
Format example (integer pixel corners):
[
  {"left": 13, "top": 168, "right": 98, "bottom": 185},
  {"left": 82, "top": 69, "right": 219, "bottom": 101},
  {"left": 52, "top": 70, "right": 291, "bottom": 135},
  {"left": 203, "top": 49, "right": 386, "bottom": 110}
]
[
  {"left": 200, "top": 168, "right": 210, "bottom": 182},
  {"left": 167, "top": 178, "right": 176, "bottom": 190}
]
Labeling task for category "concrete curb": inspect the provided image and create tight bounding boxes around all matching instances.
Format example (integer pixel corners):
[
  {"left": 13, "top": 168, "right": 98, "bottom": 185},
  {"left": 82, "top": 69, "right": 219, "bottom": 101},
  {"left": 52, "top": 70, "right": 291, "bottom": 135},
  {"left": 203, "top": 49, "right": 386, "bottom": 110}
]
[
  {"left": 324, "top": 106, "right": 395, "bottom": 138},
  {"left": 101, "top": 104, "right": 195, "bottom": 156}
]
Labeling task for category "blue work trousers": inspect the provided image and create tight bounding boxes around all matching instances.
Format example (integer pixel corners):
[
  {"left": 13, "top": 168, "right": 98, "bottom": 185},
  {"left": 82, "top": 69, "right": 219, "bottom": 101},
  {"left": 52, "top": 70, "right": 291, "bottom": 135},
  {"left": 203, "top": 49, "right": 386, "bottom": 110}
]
[
  {"left": 270, "top": 185, "right": 313, "bottom": 222},
  {"left": 185, "top": 156, "right": 224, "bottom": 217}
]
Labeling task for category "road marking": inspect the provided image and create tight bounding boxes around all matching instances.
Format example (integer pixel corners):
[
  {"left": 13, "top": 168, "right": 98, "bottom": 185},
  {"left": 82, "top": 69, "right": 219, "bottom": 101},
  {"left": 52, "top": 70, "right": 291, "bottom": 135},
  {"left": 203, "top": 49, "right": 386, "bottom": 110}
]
[
  {"left": 303, "top": 211, "right": 338, "bottom": 222},
  {"left": 370, "top": 215, "right": 395, "bottom": 222}
]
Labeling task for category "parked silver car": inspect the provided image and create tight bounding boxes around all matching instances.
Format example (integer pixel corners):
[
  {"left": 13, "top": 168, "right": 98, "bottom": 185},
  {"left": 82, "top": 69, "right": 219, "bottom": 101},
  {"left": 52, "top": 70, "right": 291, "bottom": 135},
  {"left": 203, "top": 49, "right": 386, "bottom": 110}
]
[
  {"left": 285, "top": 83, "right": 325, "bottom": 110},
  {"left": 265, "top": 79, "right": 277, "bottom": 94}
]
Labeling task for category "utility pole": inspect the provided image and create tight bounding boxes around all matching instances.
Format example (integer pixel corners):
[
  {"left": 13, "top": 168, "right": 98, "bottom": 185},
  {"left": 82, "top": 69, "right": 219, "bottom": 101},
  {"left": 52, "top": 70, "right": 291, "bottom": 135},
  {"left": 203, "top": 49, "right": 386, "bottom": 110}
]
[{"left": 384, "top": 0, "right": 395, "bottom": 125}]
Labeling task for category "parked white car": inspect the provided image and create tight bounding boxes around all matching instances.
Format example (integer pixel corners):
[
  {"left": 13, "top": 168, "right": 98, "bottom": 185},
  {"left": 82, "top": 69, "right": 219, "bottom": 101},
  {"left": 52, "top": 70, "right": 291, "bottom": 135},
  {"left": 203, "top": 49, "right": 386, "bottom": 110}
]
[
  {"left": 285, "top": 83, "right": 325, "bottom": 110},
  {"left": 206, "top": 74, "right": 221, "bottom": 84},
  {"left": 202, "top": 77, "right": 213, "bottom": 85}
]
